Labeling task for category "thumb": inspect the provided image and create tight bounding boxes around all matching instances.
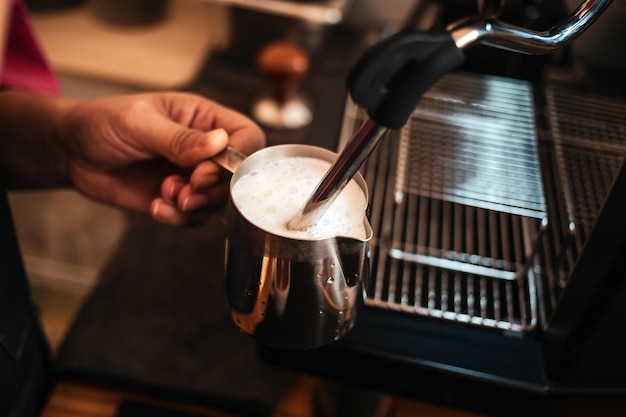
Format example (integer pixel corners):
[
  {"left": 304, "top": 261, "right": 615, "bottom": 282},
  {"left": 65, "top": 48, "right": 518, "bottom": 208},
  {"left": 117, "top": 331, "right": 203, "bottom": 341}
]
[{"left": 159, "top": 127, "right": 229, "bottom": 168}]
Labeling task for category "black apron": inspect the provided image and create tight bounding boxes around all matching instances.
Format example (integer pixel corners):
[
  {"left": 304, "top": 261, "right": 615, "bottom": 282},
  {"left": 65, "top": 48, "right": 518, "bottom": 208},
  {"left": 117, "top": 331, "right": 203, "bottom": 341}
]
[{"left": 0, "top": 180, "right": 52, "bottom": 417}]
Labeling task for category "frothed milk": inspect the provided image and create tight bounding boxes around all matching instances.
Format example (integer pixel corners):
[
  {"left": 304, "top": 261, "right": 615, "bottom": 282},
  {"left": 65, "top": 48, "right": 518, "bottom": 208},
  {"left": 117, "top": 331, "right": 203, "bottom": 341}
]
[{"left": 231, "top": 156, "right": 367, "bottom": 240}]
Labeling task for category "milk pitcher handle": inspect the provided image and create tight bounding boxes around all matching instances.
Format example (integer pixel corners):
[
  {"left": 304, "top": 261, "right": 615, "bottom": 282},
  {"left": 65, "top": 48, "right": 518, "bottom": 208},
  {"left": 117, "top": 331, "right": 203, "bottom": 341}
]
[{"left": 212, "top": 146, "right": 247, "bottom": 174}]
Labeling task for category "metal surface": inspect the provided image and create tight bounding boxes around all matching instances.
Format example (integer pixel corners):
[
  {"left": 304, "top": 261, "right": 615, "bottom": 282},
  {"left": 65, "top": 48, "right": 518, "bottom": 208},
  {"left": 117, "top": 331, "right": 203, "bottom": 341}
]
[
  {"left": 545, "top": 86, "right": 626, "bottom": 284},
  {"left": 339, "top": 72, "right": 546, "bottom": 332},
  {"left": 395, "top": 74, "right": 546, "bottom": 219},
  {"left": 335, "top": 76, "right": 626, "bottom": 333},
  {"left": 211, "top": 146, "right": 247, "bottom": 174},
  {"left": 448, "top": 0, "right": 613, "bottom": 54}
]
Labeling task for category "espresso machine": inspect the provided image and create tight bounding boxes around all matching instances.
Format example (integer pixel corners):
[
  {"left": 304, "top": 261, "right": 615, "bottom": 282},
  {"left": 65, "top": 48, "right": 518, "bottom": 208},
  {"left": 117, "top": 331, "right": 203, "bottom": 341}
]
[{"left": 256, "top": 0, "right": 626, "bottom": 415}]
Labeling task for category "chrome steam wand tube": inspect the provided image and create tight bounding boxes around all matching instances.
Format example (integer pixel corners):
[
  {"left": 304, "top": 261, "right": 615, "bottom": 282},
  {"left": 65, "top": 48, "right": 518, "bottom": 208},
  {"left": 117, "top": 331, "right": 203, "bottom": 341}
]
[
  {"left": 448, "top": 0, "right": 614, "bottom": 53},
  {"left": 287, "top": 118, "right": 389, "bottom": 231}
]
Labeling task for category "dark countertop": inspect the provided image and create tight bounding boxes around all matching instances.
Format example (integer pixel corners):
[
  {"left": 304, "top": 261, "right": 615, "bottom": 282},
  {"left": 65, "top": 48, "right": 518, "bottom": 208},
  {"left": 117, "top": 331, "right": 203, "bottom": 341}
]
[{"left": 56, "top": 213, "right": 290, "bottom": 416}]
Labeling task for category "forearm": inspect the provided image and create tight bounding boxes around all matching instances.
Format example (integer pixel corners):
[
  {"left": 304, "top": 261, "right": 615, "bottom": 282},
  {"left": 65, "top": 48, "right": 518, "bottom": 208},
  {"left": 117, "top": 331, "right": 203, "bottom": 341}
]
[{"left": 0, "top": 89, "right": 78, "bottom": 189}]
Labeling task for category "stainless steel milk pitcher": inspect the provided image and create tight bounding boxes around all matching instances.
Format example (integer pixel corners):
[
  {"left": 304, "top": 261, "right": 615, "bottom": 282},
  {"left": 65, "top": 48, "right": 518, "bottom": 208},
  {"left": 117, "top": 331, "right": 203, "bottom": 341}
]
[{"left": 222, "top": 144, "right": 372, "bottom": 350}]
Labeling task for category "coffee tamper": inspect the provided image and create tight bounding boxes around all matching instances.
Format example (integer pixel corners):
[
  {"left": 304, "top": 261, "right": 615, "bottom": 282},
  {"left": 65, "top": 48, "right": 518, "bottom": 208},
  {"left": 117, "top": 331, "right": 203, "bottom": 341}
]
[{"left": 251, "top": 41, "right": 313, "bottom": 130}]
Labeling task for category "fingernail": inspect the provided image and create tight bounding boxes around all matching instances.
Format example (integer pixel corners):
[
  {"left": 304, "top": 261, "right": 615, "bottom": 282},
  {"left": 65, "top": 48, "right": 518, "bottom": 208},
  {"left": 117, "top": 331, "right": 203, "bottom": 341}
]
[
  {"left": 182, "top": 194, "right": 210, "bottom": 212},
  {"left": 152, "top": 201, "right": 177, "bottom": 221},
  {"left": 168, "top": 181, "right": 177, "bottom": 201},
  {"left": 209, "top": 128, "right": 227, "bottom": 140},
  {"left": 164, "top": 177, "right": 185, "bottom": 204},
  {"left": 205, "top": 128, "right": 228, "bottom": 147},
  {"left": 192, "top": 174, "right": 220, "bottom": 191}
]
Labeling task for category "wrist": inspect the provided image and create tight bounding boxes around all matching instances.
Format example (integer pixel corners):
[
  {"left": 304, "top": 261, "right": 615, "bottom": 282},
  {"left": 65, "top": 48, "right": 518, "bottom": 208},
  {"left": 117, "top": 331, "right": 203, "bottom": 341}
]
[{"left": 0, "top": 90, "right": 79, "bottom": 189}]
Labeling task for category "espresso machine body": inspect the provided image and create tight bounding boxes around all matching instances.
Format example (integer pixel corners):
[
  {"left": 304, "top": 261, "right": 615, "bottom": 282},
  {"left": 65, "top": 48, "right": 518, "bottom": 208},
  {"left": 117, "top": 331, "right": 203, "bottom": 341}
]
[{"left": 258, "top": 1, "right": 626, "bottom": 415}]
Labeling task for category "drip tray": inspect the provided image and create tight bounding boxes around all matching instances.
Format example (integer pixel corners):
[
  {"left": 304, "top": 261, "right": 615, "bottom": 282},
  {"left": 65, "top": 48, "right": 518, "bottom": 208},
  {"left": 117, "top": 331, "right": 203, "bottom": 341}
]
[
  {"left": 546, "top": 86, "right": 626, "bottom": 284},
  {"left": 340, "top": 72, "right": 547, "bottom": 333}
]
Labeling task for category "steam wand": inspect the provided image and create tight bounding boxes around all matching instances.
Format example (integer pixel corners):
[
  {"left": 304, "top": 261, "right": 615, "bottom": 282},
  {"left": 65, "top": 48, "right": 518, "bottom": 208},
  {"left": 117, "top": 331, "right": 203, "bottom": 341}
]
[
  {"left": 286, "top": 117, "right": 390, "bottom": 232},
  {"left": 287, "top": 0, "right": 613, "bottom": 232}
]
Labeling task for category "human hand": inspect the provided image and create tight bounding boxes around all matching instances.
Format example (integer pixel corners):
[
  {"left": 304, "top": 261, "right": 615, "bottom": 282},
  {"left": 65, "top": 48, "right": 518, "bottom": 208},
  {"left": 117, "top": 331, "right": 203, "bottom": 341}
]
[{"left": 63, "top": 92, "right": 265, "bottom": 226}]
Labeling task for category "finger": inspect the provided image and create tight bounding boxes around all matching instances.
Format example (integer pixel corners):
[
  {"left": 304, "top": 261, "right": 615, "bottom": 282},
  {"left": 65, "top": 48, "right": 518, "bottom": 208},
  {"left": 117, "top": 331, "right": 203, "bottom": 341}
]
[
  {"left": 226, "top": 124, "right": 265, "bottom": 157},
  {"left": 177, "top": 183, "right": 230, "bottom": 212},
  {"left": 190, "top": 160, "right": 228, "bottom": 190},
  {"left": 184, "top": 100, "right": 266, "bottom": 156},
  {"left": 150, "top": 198, "right": 212, "bottom": 227},
  {"left": 178, "top": 127, "right": 229, "bottom": 167},
  {"left": 161, "top": 175, "right": 187, "bottom": 204},
  {"left": 149, "top": 122, "right": 229, "bottom": 167}
]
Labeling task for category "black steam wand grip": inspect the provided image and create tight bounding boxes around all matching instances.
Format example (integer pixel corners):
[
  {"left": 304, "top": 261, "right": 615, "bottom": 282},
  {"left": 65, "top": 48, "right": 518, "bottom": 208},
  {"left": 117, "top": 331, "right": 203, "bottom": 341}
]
[
  {"left": 348, "top": 27, "right": 465, "bottom": 130},
  {"left": 287, "top": 28, "right": 465, "bottom": 231}
]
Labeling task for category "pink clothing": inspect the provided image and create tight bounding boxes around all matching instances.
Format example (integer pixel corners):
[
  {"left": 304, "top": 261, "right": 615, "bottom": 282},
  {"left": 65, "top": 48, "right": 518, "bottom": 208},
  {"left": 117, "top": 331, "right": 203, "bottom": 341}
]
[{"left": 1, "top": 0, "right": 59, "bottom": 94}]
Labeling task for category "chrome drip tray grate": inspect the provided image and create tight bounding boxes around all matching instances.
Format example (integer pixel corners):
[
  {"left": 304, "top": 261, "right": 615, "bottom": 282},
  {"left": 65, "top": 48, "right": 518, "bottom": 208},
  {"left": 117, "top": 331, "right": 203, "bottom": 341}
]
[
  {"left": 547, "top": 86, "right": 626, "bottom": 231},
  {"left": 396, "top": 73, "right": 546, "bottom": 219},
  {"left": 340, "top": 72, "right": 546, "bottom": 332},
  {"left": 362, "top": 136, "right": 541, "bottom": 332},
  {"left": 546, "top": 86, "right": 626, "bottom": 282}
]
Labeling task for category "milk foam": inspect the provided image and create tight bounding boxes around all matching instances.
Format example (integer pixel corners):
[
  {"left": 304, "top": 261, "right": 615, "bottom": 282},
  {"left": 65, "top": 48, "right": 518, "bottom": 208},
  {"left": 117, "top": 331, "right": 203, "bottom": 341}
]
[{"left": 231, "top": 156, "right": 367, "bottom": 240}]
